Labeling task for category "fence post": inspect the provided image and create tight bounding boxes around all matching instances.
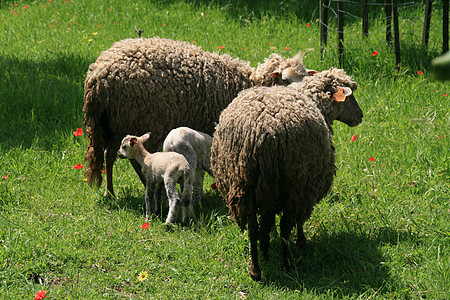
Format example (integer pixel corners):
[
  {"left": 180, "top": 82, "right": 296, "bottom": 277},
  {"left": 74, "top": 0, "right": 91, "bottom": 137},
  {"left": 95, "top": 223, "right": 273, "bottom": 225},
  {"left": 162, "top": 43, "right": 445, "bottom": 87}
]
[
  {"left": 392, "top": 0, "right": 401, "bottom": 68},
  {"left": 337, "top": 0, "right": 344, "bottom": 68},
  {"left": 422, "top": 0, "right": 433, "bottom": 48},
  {"left": 320, "top": 0, "right": 329, "bottom": 59},
  {"left": 363, "top": 0, "right": 369, "bottom": 38},
  {"left": 443, "top": 0, "right": 449, "bottom": 54},
  {"left": 385, "top": 0, "right": 392, "bottom": 45}
]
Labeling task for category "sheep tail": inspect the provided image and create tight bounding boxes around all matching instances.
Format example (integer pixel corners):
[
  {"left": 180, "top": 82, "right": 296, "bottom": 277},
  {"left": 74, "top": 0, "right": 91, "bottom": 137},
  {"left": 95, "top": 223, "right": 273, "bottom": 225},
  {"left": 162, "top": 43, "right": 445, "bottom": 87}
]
[{"left": 83, "top": 86, "right": 106, "bottom": 188}]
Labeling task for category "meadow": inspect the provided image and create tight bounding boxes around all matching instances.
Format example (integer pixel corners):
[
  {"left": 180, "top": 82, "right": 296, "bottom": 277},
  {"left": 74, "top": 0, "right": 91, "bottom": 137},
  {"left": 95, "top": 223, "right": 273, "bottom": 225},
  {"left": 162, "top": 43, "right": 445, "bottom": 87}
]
[{"left": 0, "top": 0, "right": 448, "bottom": 299}]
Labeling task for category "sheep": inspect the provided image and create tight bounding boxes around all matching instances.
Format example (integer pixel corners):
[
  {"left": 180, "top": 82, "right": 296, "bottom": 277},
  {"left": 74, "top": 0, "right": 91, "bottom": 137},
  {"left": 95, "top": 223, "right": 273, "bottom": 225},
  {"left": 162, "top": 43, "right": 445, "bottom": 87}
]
[
  {"left": 210, "top": 68, "right": 363, "bottom": 281},
  {"left": 117, "top": 133, "right": 195, "bottom": 225},
  {"left": 83, "top": 37, "right": 314, "bottom": 197},
  {"left": 163, "top": 127, "right": 213, "bottom": 205}
]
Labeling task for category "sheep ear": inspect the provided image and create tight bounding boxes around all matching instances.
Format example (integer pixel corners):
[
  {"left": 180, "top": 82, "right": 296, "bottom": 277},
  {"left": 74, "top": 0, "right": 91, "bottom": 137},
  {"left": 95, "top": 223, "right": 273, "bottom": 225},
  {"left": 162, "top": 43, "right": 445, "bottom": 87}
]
[
  {"left": 270, "top": 72, "right": 280, "bottom": 78},
  {"left": 307, "top": 69, "right": 318, "bottom": 76},
  {"left": 130, "top": 137, "right": 138, "bottom": 146},
  {"left": 139, "top": 132, "right": 151, "bottom": 143},
  {"left": 331, "top": 88, "right": 349, "bottom": 102}
]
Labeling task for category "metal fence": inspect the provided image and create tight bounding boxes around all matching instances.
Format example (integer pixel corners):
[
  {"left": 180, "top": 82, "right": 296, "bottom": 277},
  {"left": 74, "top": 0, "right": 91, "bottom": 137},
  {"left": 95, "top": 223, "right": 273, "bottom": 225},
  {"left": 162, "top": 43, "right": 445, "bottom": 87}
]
[{"left": 319, "top": 0, "right": 449, "bottom": 68}]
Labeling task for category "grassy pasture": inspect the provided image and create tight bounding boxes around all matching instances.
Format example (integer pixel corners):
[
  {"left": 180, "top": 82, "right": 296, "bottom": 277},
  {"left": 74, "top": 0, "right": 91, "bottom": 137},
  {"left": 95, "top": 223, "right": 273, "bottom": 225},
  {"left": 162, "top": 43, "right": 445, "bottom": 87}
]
[{"left": 0, "top": 0, "right": 448, "bottom": 299}]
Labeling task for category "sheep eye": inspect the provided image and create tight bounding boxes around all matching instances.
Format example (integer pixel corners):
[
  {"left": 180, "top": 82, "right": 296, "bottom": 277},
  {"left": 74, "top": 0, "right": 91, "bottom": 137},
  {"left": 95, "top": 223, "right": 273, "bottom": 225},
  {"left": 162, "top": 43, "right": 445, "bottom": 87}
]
[{"left": 282, "top": 79, "right": 290, "bottom": 85}]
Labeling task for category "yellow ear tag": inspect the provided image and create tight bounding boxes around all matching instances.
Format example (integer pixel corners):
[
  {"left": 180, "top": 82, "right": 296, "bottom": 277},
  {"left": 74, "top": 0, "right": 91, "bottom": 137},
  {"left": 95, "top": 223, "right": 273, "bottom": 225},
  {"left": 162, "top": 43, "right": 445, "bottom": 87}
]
[{"left": 332, "top": 88, "right": 347, "bottom": 102}]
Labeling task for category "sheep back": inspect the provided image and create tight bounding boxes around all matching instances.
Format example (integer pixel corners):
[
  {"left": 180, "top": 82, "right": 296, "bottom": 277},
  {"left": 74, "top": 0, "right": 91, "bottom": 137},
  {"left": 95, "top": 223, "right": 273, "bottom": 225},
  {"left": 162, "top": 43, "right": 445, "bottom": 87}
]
[{"left": 211, "top": 86, "right": 336, "bottom": 229}]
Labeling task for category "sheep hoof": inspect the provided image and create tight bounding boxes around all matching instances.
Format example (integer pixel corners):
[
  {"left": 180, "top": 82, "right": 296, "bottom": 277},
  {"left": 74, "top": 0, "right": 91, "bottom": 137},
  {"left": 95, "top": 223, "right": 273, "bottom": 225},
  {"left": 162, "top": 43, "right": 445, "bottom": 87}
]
[
  {"left": 249, "top": 268, "right": 262, "bottom": 281},
  {"left": 164, "top": 222, "right": 176, "bottom": 232},
  {"left": 280, "top": 257, "right": 294, "bottom": 272},
  {"left": 296, "top": 238, "right": 307, "bottom": 249}
]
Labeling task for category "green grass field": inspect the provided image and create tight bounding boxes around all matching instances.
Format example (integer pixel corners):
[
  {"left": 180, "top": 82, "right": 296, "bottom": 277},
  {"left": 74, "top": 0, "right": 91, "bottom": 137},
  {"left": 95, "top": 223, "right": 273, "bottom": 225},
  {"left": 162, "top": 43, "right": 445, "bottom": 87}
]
[{"left": 0, "top": 0, "right": 448, "bottom": 299}]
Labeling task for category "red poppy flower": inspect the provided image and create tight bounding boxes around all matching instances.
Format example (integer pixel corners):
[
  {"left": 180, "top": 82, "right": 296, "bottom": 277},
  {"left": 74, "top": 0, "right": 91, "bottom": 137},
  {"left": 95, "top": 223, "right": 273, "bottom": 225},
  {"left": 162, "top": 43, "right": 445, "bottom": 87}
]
[
  {"left": 438, "top": 134, "right": 444, "bottom": 139},
  {"left": 269, "top": 42, "right": 272, "bottom": 45},
  {"left": 13, "top": 11, "right": 17, "bottom": 16},
  {"left": 162, "top": 24, "right": 166, "bottom": 27},
  {"left": 372, "top": 51, "right": 378, "bottom": 56},
  {"left": 218, "top": 46, "right": 225, "bottom": 49},
  {"left": 34, "top": 290, "right": 47, "bottom": 300},
  {"left": 241, "top": 47, "right": 245, "bottom": 51},
  {"left": 141, "top": 222, "right": 150, "bottom": 229},
  {"left": 417, "top": 71, "right": 423, "bottom": 75},
  {"left": 211, "top": 182, "right": 217, "bottom": 190},
  {"left": 306, "top": 23, "right": 310, "bottom": 27},
  {"left": 285, "top": 47, "right": 291, "bottom": 51},
  {"left": 369, "top": 157, "right": 375, "bottom": 162},
  {"left": 73, "top": 163, "right": 84, "bottom": 169},
  {"left": 192, "top": 41, "right": 195, "bottom": 44},
  {"left": 2, "top": 174, "right": 9, "bottom": 179},
  {"left": 14, "top": 3, "right": 18, "bottom": 6},
  {"left": 73, "top": 128, "right": 83, "bottom": 136},
  {"left": 443, "top": 93, "right": 448, "bottom": 97},
  {"left": 350, "top": 134, "right": 357, "bottom": 142}
]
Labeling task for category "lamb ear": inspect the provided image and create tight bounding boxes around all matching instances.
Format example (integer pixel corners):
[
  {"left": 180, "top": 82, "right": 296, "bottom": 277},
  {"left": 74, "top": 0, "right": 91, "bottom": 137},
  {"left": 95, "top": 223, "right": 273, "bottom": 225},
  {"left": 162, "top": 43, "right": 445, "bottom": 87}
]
[
  {"left": 139, "top": 132, "right": 151, "bottom": 143},
  {"left": 130, "top": 137, "right": 138, "bottom": 146},
  {"left": 331, "top": 88, "right": 347, "bottom": 102},
  {"left": 307, "top": 69, "right": 318, "bottom": 76}
]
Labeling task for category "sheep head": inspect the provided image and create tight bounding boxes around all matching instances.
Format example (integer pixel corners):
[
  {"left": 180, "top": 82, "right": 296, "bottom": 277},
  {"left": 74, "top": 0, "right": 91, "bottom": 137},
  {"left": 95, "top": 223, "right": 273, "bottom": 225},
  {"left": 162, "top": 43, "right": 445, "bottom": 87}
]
[
  {"left": 118, "top": 133, "right": 151, "bottom": 159},
  {"left": 330, "top": 85, "right": 363, "bottom": 127},
  {"left": 252, "top": 53, "right": 316, "bottom": 86}
]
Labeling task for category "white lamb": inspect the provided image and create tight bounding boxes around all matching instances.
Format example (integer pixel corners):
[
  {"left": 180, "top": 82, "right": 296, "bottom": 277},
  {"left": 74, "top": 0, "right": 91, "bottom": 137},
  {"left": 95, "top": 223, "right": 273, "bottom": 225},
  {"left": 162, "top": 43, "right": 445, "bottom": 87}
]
[
  {"left": 118, "top": 133, "right": 194, "bottom": 226},
  {"left": 163, "top": 127, "right": 214, "bottom": 205}
]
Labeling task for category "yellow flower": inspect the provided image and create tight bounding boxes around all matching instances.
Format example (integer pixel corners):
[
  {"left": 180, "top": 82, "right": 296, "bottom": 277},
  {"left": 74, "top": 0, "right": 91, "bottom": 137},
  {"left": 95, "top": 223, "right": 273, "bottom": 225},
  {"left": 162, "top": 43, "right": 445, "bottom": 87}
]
[
  {"left": 270, "top": 46, "right": 276, "bottom": 50},
  {"left": 87, "top": 39, "right": 93, "bottom": 43},
  {"left": 93, "top": 32, "right": 98, "bottom": 36},
  {"left": 138, "top": 271, "right": 148, "bottom": 281}
]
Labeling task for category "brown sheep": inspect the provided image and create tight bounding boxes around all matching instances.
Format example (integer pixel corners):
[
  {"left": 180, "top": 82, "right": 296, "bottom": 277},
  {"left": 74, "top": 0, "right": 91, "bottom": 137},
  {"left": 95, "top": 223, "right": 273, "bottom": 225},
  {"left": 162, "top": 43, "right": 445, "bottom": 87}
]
[
  {"left": 210, "top": 68, "right": 363, "bottom": 281},
  {"left": 83, "top": 37, "right": 312, "bottom": 197}
]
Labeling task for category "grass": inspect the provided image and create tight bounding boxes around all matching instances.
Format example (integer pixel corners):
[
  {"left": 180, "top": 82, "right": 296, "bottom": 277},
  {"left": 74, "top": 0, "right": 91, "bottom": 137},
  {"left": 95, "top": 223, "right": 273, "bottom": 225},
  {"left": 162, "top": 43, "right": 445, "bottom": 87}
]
[{"left": 0, "top": 0, "right": 449, "bottom": 299}]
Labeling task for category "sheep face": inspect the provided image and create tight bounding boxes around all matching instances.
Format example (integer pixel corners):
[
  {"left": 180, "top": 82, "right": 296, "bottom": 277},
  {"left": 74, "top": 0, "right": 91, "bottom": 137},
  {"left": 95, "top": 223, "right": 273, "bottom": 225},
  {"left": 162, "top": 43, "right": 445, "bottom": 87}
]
[
  {"left": 118, "top": 133, "right": 151, "bottom": 159},
  {"left": 331, "top": 87, "right": 363, "bottom": 127}
]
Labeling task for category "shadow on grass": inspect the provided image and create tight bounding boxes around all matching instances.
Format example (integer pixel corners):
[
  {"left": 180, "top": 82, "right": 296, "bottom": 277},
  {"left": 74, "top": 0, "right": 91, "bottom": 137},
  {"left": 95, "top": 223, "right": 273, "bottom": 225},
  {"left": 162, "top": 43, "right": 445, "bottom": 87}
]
[
  {"left": 0, "top": 54, "right": 90, "bottom": 149},
  {"left": 99, "top": 185, "right": 228, "bottom": 225},
  {"left": 259, "top": 227, "right": 410, "bottom": 296}
]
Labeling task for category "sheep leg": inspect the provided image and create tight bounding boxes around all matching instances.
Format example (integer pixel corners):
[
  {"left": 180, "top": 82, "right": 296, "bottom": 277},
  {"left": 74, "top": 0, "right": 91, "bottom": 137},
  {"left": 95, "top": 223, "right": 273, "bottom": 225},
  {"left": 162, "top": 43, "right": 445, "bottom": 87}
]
[
  {"left": 192, "top": 170, "right": 205, "bottom": 205},
  {"left": 163, "top": 177, "right": 181, "bottom": 225},
  {"left": 248, "top": 212, "right": 261, "bottom": 281},
  {"left": 129, "top": 159, "right": 147, "bottom": 187},
  {"left": 153, "top": 182, "right": 162, "bottom": 216},
  {"left": 280, "top": 212, "right": 295, "bottom": 271},
  {"left": 144, "top": 181, "right": 154, "bottom": 221},
  {"left": 296, "top": 218, "right": 307, "bottom": 249},
  {"left": 259, "top": 211, "right": 275, "bottom": 259},
  {"left": 103, "top": 140, "right": 120, "bottom": 198},
  {"left": 180, "top": 177, "right": 193, "bottom": 226}
]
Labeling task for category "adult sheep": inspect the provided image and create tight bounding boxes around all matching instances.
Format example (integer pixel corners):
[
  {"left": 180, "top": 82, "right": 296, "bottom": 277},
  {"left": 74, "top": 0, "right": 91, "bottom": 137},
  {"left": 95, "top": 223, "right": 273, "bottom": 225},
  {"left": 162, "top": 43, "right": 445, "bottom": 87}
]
[
  {"left": 83, "top": 37, "right": 313, "bottom": 197},
  {"left": 210, "top": 68, "right": 363, "bottom": 281}
]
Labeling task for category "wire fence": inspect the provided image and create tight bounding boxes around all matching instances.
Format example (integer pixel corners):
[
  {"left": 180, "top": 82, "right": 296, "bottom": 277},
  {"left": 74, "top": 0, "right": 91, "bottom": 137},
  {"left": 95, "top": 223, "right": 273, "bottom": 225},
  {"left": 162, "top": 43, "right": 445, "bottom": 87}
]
[{"left": 319, "top": 0, "right": 449, "bottom": 69}]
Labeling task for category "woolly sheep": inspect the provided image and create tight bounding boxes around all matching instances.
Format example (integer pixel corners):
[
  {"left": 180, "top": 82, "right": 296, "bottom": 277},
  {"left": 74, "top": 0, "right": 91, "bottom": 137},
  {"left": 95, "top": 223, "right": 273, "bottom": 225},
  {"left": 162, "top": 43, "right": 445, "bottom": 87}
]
[
  {"left": 83, "top": 37, "right": 314, "bottom": 197},
  {"left": 163, "top": 127, "right": 213, "bottom": 205},
  {"left": 210, "top": 68, "right": 363, "bottom": 281},
  {"left": 118, "top": 133, "right": 194, "bottom": 225}
]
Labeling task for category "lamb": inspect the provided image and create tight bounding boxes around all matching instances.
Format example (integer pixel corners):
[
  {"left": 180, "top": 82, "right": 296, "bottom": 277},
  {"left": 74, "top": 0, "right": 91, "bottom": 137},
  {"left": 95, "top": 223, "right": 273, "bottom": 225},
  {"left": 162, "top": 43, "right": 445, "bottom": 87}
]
[
  {"left": 163, "top": 127, "right": 213, "bottom": 205},
  {"left": 117, "top": 133, "right": 195, "bottom": 225},
  {"left": 83, "top": 37, "right": 314, "bottom": 198},
  {"left": 210, "top": 68, "right": 363, "bottom": 281}
]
